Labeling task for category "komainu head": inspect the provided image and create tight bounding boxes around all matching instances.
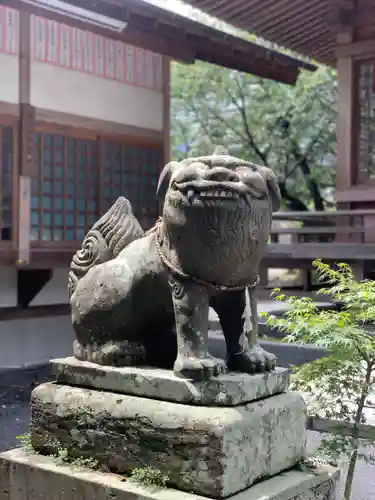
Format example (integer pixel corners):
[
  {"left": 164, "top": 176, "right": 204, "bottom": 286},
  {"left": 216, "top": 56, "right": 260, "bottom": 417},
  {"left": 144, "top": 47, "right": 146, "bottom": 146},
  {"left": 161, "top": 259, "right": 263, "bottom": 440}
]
[
  {"left": 157, "top": 146, "right": 280, "bottom": 222},
  {"left": 155, "top": 147, "right": 281, "bottom": 285}
]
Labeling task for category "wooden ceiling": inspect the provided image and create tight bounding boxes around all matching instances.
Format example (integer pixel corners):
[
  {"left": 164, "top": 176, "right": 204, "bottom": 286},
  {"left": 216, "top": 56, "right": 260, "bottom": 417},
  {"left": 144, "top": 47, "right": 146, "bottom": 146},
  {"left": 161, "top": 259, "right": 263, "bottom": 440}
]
[
  {"left": 182, "top": 0, "right": 375, "bottom": 66},
  {"left": 0, "top": 0, "right": 317, "bottom": 84}
]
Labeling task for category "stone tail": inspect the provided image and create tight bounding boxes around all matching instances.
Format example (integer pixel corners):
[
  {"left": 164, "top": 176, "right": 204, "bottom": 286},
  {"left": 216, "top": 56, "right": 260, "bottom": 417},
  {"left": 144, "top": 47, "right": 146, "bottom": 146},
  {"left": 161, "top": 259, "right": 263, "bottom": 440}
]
[{"left": 68, "top": 197, "right": 144, "bottom": 297}]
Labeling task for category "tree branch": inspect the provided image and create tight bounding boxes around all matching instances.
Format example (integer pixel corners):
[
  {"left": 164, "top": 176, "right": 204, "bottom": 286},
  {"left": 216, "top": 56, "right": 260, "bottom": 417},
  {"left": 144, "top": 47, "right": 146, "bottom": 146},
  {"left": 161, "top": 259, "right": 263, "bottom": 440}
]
[
  {"left": 225, "top": 74, "right": 269, "bottom": 166},
  {"left": 290, "top": 139, "right": 325, "bottom": 211},
  {"left": 204, "top": 105, "right": 256, "bottom": 152}
]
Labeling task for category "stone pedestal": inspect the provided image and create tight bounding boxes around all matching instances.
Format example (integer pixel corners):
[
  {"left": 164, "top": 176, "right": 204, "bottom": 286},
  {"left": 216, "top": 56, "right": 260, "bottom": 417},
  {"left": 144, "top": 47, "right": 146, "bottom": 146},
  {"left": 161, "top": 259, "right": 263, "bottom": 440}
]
[
  {"left": 0, "top": 357, "right": 339, "bottom": 500},
  {"left": 0, "top": 449, "right": 339, "bottom": 500}
]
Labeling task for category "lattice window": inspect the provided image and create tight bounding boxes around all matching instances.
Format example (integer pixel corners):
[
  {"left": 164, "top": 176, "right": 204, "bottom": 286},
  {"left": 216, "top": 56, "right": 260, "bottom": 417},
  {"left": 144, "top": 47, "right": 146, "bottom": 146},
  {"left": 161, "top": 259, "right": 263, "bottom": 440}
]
[
  {"left": 31, "top": 132, "right": 98, "bottom": 242},
  {"left": 0, "top": 125, "right": 13, "bottom": 241},
  {"left": 357, "top": 61, "right": 375, "bottom": 181},
  {"left": 102, "top": 141, "right": 161, "bottom": 229}
]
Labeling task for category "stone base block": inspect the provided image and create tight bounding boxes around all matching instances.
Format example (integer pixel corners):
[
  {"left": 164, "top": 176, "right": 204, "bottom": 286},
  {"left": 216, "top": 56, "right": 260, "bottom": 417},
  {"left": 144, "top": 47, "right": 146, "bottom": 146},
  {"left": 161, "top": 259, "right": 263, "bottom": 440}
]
[
  {"left": 51, "top": 357, "right": 290, "bottom": 406},
  {"left": 0, "top": 449, "right": 339, "bottom": 500},
  {"left": 30, "top": 382, "right": 306, "bottom": 498}
]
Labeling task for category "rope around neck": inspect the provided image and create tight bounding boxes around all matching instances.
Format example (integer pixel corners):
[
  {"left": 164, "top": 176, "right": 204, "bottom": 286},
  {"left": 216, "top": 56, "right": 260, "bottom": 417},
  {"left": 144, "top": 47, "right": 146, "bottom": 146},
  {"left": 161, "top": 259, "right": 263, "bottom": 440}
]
[{"left": 149, "top": 218, "right": 259, "bottom": 292}]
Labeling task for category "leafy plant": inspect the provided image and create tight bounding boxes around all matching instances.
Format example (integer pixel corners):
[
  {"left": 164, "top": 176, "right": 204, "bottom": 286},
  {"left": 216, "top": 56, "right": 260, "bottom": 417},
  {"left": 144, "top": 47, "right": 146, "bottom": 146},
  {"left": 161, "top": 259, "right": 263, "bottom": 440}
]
[
  {"left": 262, "top": 260, "right": 375, "bottom": 500},
  {"left": 54, "top": 445, "right": 101, "bottom": 470},
  {"left": 16, "top": 433, "right": 33, "bottom": 451},
  {"left": 130, "top": 466, "right": 169, "bottom": 488},
  {"left": 16, "top": 432, "right": 101, "bottom": 471}
]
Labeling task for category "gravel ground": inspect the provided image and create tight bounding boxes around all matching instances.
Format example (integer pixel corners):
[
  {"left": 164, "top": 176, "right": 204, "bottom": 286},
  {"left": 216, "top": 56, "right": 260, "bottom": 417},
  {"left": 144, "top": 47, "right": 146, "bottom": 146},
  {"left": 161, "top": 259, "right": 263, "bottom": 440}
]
[{"left": 0, "top": 334, "right": 374, "bottom": 499}]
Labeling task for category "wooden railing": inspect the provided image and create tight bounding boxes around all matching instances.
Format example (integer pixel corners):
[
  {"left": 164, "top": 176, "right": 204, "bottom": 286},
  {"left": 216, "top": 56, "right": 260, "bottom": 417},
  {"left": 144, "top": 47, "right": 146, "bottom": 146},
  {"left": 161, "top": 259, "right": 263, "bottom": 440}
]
[
  {"left": 271, "top": 209, "right": 375, "bottom": 242},
  {"left": 266, "top": 210, "right": 375, "bottom": 262}
]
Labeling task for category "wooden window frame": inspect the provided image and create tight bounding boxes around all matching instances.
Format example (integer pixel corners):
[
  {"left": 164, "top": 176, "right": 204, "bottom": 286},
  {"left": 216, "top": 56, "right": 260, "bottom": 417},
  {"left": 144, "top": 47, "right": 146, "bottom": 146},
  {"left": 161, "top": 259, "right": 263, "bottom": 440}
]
[
  {"left": 354, "top": 58, "right": 375, "bottom": 185},
  {"left": 31, "top": 122, "right": 164, "bottom": 251},
  {"left": 100, "top": 135, "right": 163, "bottom": 229},
  {"left": 0, "top": 116, "right": 19, "bottom": 256},
  {"left": 32, "top": 126, "right": 98, "bottom": 249}
]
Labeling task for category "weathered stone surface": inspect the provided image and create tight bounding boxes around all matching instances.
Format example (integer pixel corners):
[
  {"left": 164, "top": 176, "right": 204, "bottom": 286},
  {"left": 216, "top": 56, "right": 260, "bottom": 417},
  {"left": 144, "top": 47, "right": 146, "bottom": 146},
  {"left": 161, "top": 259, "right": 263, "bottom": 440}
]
[
  {"left": 30, "top": 382, "right": 306, "bottom": 498},
  {"left": 69, "top": 149, "right": 281, "bottom": 380},
  {"left": 51, "top": 357, "right": 289, "bottom": 406},
  {"left": 0, "top": 448, "right": 338, "bottom": 500}
]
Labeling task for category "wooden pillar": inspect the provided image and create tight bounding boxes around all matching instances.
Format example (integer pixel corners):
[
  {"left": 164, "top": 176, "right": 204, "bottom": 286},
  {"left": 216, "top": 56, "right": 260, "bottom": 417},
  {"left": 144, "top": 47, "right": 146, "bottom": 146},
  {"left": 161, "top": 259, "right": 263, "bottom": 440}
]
[
  {"left": 336, "top": 31, "right": 356, "bottom": 195},
  {"left": 17, "top": 10, "right": 34, "bottom": 265},
  {"left": 162, "top": 56, "right": 171, "bottom": 166},
  {"left": 335, "top": 29, "right": 357, "bottom": 242}
]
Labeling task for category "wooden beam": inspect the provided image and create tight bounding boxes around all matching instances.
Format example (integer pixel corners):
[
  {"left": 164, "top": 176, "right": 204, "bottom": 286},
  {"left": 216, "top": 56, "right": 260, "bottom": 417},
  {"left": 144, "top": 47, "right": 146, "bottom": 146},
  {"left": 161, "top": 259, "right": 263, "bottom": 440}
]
[
  {"left": 35, "top": 108, "right": 163, "bottom": 143},
  {"left": 336, "top": 39, "right": 375, "bottom": 58},
  {"left": 334, "top": 7, "right": 375, "bottom": 29},
  {"left": 307, "top": 416, "right": 375, "bottom": 440},
  {"left": 266, "top": 242, "right": 375, "bottom": 260},
  {"left": 0, "top": 0, "right": 196, "bottom": 64},
  {"left": 196, "top": 50, "right": 298, "bottom": 85}
]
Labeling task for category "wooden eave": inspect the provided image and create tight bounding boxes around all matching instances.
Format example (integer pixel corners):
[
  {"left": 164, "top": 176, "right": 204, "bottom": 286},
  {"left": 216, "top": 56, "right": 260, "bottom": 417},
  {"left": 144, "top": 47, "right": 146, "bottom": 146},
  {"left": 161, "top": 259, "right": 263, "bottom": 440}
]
[
  {"left": 0, "top": 0, "right": 317, "bottom": 84},
  {"left": 182, "top": 0, "right": 342, "bottom": 66}
]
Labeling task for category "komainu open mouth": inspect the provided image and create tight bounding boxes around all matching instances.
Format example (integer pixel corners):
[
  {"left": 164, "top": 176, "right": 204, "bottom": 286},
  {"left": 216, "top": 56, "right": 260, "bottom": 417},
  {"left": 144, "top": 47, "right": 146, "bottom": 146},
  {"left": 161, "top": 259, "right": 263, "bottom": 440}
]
[
  {"left": 172, "top": 180, "right": 243, "bottom": 202},
  {"left": 185, "top": 187, "right": 241, "bottom": 204},
  {"left": 194, "top": 188, "right": 239, "bottom": 199}
]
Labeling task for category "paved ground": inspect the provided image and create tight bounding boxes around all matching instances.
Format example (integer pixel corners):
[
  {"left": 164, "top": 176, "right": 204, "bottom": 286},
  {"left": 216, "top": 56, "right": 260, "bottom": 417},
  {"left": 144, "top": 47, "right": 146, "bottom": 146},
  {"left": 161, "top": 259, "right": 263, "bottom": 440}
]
[{"left": 0, "top": 326, "right": 374, "bottom": 499}]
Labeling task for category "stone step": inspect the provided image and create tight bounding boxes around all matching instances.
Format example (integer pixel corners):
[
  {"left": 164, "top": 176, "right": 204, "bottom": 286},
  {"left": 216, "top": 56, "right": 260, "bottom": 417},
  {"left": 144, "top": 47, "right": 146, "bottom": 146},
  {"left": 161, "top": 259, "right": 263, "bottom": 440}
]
[
  {"left": 0, "top": 448, "right": 339, "bottom": 500},
  {"left": 51, "top": 357, "right": 290, "bottom": 407}
]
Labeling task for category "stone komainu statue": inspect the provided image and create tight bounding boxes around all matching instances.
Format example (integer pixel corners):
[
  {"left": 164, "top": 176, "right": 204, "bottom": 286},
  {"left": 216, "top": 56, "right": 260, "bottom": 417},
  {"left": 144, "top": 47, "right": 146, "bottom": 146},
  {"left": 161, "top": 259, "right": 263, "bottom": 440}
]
[{"left": 68, "top": 148, "right": 281, "bottom": 380}]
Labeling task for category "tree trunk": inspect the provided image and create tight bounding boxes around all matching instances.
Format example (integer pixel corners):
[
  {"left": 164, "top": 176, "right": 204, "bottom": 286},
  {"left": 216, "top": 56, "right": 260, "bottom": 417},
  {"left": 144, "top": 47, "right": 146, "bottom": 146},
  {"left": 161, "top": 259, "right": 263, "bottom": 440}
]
[
  {"left": 278, "top": 182, "right": 309, "bottom": 212},
  {"left": 297, "top": 156, "right": 325, "bottom": 212},
  {"left": 343, "top": 362, "right": 373, "bottom": 500}
]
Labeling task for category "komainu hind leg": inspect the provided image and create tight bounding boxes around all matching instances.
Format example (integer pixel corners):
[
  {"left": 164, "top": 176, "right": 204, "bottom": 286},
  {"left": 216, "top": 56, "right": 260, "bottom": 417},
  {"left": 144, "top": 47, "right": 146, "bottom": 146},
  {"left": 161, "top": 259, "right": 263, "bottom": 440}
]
[{"left": 73, "top": 339, "right": 146, "bottom": 367}]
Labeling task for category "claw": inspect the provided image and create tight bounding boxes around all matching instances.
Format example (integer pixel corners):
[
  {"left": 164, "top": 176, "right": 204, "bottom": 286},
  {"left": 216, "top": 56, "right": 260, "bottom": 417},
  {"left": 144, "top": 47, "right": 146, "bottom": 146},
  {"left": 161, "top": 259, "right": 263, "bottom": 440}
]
[
  {"left": 173, "top": 355, "right": 227, "bottom": 380},
  {"left": 227, "top": 345, "right": 277, "bottom": 374}
]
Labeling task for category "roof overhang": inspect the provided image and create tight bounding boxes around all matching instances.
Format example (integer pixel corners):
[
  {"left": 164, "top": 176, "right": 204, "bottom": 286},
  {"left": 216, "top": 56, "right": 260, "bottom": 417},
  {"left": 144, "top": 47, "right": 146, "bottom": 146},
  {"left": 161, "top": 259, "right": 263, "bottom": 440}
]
[
  {"left": 182, "top": 0, "right": 336, "bottom": 66},
  {"left": 0, "top": 0, "right": 317, "bottom": 84}
]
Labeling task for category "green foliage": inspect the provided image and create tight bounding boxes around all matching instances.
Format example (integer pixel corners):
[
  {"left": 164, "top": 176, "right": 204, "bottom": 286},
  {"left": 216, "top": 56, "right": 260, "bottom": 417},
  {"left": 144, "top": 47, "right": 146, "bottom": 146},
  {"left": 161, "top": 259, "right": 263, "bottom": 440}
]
[
  {"left": 54, "top": 445, "right": 101, "bottom": 470},
  {"left": 130, "top": 466, "right": 169, "bottom": 488},
  {"left": 16, "top": 433, "right": 33, "bottom": 451},
  {"left": 16, "top": 432, "right": 101, "bottom": 470},
  {"left": 297, "top": 456, "right": 335, "bottom": 474},
  {"left": 261, "top": 260, "right": 375, "bottom": 499},
  {"left": 171, "top": 60, "right": 336, "bottom": 211}
]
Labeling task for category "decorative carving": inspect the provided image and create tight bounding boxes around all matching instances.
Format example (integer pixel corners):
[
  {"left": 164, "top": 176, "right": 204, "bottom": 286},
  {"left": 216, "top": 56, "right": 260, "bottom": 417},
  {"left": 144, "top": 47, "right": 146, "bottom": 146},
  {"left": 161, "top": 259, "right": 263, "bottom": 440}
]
[
  {"left": 68, "top": 197, "right": 143, "bottom": 297},
  {"left": 69, "top": 148, "right": 281, "bottom": 380}
]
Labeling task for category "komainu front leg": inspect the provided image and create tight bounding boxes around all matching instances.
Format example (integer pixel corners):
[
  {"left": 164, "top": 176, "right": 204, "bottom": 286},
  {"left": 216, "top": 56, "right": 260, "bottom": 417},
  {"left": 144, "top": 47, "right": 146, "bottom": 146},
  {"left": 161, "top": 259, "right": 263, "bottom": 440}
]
[
  {"left": 170, "top": 278, "right": 227, "bottom": 380},
  {"left": 211, "top": 288, "right": 276, "bottom": 373}
]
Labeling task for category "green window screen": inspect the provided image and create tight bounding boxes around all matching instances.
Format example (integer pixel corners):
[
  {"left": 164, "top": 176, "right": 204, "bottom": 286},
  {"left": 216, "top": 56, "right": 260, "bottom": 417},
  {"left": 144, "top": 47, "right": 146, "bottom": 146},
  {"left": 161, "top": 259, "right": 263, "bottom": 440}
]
[
  {"left": 32, "top": 132, "right": 98, "bottom": 242},
  {"left": 0, "top": 125, "right": 13, "bottom": 242},
  {"left": 101, "top": 140, "right": 161, "bottom": 229}
]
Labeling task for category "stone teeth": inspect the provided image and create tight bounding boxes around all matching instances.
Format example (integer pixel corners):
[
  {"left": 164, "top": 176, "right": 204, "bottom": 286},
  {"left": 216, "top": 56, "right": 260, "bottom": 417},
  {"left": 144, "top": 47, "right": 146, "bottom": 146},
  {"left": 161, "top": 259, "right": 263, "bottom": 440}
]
[{"left": 199, "top": 190, "right": 235, "bottom": 198}]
